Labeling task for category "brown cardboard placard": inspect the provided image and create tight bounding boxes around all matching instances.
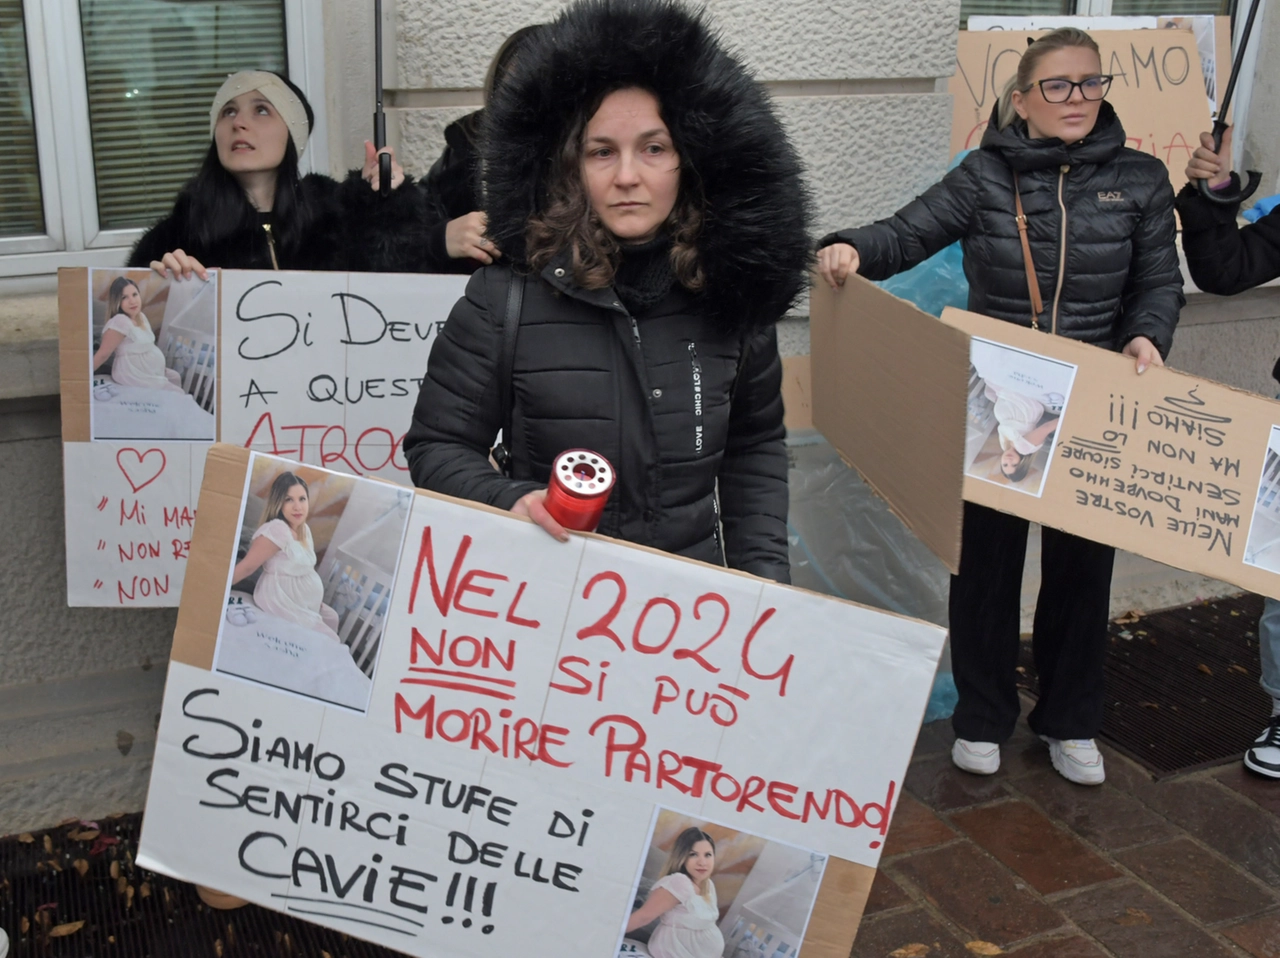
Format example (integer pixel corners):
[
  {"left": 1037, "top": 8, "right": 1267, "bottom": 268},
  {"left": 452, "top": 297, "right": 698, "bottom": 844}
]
[
  {"left": 809, "top": 276, "right": 969, "bottom": 573},
  {"left": 57, "top": 267, "right": 90, "bottom": 443},
  {"left": 950, "top": 30, "right": 1212, "bottom": 192},
  {"left": 940, "top": 306, "right": 1280, "bottom": 599}
]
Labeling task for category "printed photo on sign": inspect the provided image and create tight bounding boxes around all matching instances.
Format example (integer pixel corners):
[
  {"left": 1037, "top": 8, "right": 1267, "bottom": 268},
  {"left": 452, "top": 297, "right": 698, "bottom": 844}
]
[
  {"left": 1243, "top": 425, "right": 1280, "bottom": 574},
  {"left": 618, "top": 808, "right": 827, "bottom": 958},
  {"left": 213, "top": 453, "right": 412, "bottom": 712},
  {"left": 965, "top": 338, "right": 1077, "bottom": 498},
  {"left": 88, "top": 268, "right": 217, "bottom": 442}
]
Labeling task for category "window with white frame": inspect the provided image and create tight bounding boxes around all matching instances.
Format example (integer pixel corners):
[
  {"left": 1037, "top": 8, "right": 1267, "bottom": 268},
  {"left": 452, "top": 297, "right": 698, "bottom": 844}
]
[{"left": 2, "top": 0, "right": 324, "bottom": 278}]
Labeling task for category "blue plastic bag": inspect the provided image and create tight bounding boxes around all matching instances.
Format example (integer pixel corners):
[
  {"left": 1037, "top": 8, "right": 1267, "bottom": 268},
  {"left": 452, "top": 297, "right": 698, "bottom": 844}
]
[
  {"left": 875, "top": 151, "right": 972, "bottom": 318},
  {"left": 1243, "top": 192, "right": 1280, "bottom": 223}
]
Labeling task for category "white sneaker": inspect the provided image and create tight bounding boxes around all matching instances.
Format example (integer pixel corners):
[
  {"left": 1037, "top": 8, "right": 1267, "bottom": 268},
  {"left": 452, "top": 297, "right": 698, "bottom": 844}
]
[
  {"left": 952, "top": 739, "right": 1001, "bottom": 775},
  {"left": 1243, "top": 717, "right": 1280, "bottom": 779},
  {"left": 1041, "top": 736, "right": 1105, "bottom": 785},
  {"left": 1, "top": 925, "right": 9, "bottom": 958}
]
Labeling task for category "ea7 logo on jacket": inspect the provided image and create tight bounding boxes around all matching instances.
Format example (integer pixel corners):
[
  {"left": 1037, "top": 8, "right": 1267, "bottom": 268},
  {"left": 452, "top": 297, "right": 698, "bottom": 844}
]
[{"left": 1097, "top": 191, "right": 1124, "bottom": 202}]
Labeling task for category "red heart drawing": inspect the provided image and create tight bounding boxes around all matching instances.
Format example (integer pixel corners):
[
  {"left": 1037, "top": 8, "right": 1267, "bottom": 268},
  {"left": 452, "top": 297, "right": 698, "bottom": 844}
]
[{"left": 116, "top": 448, "right": 167, "bottom": 493}]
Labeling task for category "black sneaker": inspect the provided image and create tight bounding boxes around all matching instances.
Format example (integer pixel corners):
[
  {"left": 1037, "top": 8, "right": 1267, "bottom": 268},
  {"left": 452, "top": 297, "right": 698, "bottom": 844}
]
[{"left": 1243, "top": 716, "right": 1280, "bottom": 779}]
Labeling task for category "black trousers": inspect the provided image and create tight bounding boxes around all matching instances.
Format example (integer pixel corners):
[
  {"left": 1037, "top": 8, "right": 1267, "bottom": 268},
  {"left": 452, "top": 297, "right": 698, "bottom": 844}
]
[{"left": 950, "top": 501, "right": 1115, "bottom": 743}]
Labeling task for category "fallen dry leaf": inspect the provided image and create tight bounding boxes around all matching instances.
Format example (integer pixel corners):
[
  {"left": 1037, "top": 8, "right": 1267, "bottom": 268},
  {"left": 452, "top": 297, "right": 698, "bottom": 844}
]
[
  {"left": 20, "top": 916, "right": 29, "bottom": 934},
  {"left": 1139, "top": 701, "right": 1160, "bottom": 709},
  {"left": 965, "top": 943, "right": 1004, "bottom": 956},
  {"left": 140, "top": 882, "right": 151, "bottom": 899},
  {"left": 1115, "top": 907, "right": 1152, "bottom": 926},
  {"left": 18, "top": 833, "right": 34, "bottom": 843},
  {"left": 42, "top": 834, "right": 53, "bottom": 854},
  {"left": 1196, "top": 663, "right": 1213, "bottom": 676},
  {"left": 889, "top": 945, "right": 931, "bottom": 958},
  {"left": 117, "top": 876, "right": 128, "bottom": 895},
  {"left": 109, "top": 861, "right": 119, "bottom": 880},
  {"left": 46, "top": 859, "right": 62, "bottom": 873},
  {"left": 215, "top": 940, "right": 224, "bottom": 958},
  {"left": 1229, "top": 665, "right": 1250, "bottom": 675},
  {"left": 58, "top": 817, "right": 79, "bottom": 827},
  {"left": 68, "top": 829, "right": 100, "bottom": 842},
  {"left": 1115, "top": 609, "right": 1143, "bottom": 624},
  {"left": 49, "top": 921, "right": 85, "bottom": 938},
  {"left": 126, "top": 884, "right": 136, "bottom": 908},
  {"left": 73, "top": 859, "right": 89, "bottom": 877}
]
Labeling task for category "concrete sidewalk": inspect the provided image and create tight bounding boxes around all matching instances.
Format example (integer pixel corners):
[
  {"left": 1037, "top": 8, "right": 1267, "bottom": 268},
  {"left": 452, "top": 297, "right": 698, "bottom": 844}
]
[{"left": 854, "top": 699, "right": 1280, "bottom": 957}]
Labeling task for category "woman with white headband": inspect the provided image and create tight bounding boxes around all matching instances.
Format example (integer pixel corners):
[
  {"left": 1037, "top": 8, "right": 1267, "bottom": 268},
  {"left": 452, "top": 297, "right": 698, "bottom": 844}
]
[{"left": 130, "top": 70, "right": 433, "bottom": 278}]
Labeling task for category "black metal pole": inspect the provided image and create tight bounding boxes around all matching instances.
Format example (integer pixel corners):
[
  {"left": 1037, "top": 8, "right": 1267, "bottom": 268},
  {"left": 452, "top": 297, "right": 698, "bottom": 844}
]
[
  {"left": 1198, "top": 0, "right": 1264, "bottom": 204},
  {"left": 371, "top": 0, "right": 389, "bottom": 195}
]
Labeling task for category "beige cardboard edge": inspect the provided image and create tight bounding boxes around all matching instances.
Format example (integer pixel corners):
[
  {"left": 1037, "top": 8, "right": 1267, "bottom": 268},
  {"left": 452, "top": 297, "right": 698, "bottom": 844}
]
[
  {"left": 58, "top": 267, "right": 91, "bottom": 443},
  {"left": 781, "top": 355, "right": 813, "bottom": 433},
  {"left": 810, "top": 274, "right": 967, "bottom": 574},
  {"left": 805, "top": 858, "right": 874, "bottom": 958},
  {"left": 171, "top": 444, "right": 893, "bottom": 952}
]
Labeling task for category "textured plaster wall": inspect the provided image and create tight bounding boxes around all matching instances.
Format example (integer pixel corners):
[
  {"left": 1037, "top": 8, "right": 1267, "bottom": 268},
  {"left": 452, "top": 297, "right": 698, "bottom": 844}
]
[
  {"left": 395, "top": 0, "right": 958, "bottom": 89},
  {"left": 391, "top": 0, "right": 961, "bottom": 248}
]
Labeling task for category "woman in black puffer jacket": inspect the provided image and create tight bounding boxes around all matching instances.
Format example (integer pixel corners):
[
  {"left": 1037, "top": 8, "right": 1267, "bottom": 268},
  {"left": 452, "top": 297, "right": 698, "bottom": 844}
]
[
  {"left": 403, "top": 0, "right": 811, "bottom": 583},
  {"left": 130, "top": 71, "right": 433, "bottom": 278},
  {"left": 818, "top": 28, "right": 1183, "bottom": 786}
]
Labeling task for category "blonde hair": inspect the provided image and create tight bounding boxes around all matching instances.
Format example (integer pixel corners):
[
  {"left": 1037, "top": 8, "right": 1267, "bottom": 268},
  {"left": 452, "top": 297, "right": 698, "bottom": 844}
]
[
  {"left": 261, "top": 471, "right": 308, "bottom": 538},
  {"left": 106, "top": 276, "right": 145, "bottom": 328},
  {"left": 997, "top": 28, "right": 1102, "bottom": 130},
  {"left": 660, "top": 827, "right": 715, "bottom": 900}
]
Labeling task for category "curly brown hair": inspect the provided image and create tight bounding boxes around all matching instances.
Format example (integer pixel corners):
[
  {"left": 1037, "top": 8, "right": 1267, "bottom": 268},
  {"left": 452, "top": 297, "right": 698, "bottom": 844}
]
[{"left": 524, "top": 86, "right": 704, "bottom": 292}]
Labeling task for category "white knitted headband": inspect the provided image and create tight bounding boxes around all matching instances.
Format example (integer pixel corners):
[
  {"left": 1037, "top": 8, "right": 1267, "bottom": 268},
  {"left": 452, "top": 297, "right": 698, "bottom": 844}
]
[{"left": 209, "top": 71, "right": 310, "bottom": 157}]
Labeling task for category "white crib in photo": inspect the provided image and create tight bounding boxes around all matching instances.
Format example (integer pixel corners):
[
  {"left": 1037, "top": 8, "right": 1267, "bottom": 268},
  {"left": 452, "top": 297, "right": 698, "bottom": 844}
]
[
  {"left": 1247, "top": 446, "right": 1280, "bottom": 569},
  {"left": 160, "top": 322, "right": 216, "bottom": 413},
  {"left": 318, "top": 551, "right": 394, "bottom": 678}
]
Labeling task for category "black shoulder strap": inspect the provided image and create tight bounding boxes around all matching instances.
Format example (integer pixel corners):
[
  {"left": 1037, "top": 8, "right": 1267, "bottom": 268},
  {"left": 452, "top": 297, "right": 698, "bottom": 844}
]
[{"left": 491, "top": 272, "right": 525, "bottom": 477}]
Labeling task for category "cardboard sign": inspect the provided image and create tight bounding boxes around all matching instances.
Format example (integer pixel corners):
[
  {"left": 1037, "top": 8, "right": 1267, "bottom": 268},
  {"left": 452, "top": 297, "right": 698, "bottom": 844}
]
[
  {"left": 950, "top": 30, "right": 1212, "bottom": 192},
  {"left": 57, "top": 267, "right": 469, "bottom": 607},
  {"left": 810, "top": 276, "right": 1280, "bottom": 602},
  {"left": 138, "top": 444, "right": 948, "bottom": 958},
  {"left": 808, "top": 278, "right": 969, "bottom": 573}
]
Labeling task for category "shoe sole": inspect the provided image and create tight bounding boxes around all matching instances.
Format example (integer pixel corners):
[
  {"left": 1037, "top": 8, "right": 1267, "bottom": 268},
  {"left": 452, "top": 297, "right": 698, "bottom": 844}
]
[
  {"left": 951, "top": 745, "right": 999, "bottom": 776},
  {"left": 1048, "top": 753, "right": 1104, "bottom": 786},
  {"left": 1243, "top": 752, "right": 1280, "bottom": 779}
]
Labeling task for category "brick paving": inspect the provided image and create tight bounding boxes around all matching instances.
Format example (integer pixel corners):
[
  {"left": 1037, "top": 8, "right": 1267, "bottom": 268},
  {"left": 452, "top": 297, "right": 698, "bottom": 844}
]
[{"left": 855, "top": 697, "right": 1280, "bottom": 958}]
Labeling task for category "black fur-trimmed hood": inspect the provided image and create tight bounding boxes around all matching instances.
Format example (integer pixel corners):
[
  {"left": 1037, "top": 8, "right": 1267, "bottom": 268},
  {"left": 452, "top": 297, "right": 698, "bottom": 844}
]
[{"left": 481, "top": 0, "right": 812, "bottom": 330}]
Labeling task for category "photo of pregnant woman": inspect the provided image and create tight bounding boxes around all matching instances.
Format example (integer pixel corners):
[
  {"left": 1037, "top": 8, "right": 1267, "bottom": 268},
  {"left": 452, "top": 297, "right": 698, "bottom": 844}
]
[
  {"left": 214, "top": 454, "right": 412, "bottom": 713},
  {"left": 88, "top": 268, "right": 216, "bottom": 441},
  {"left": 619, "top": 810, "right": 826, "bottom": 958},
  {"left": 965, "top": 338, "right": 1078, "bottom": 497}
]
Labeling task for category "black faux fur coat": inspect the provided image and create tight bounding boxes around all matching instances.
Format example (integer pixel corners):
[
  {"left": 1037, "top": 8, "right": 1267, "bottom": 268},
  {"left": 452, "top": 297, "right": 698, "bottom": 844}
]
[
  {"left": 481, "top": 0, "right": 812, "bottom": 330},
  {"left": 404, "top": 0, "right": 811, "bottom": 582},
  {"left": 128, "top": 171, "right": 438, "bottom": 272}
]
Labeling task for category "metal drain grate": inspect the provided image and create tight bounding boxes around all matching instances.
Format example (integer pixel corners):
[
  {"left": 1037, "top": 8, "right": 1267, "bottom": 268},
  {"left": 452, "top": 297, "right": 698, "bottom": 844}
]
[
  {"left": 1017, "top": 592, "right": 1274, "bottom": 778},
  {"left": 0, "top": 814, "right": 404, "bottom": 957}
]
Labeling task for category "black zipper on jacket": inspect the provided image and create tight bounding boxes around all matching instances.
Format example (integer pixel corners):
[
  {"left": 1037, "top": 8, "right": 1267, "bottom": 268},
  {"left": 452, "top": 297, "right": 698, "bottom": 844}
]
[
  {"left": 688, "top": 342, "right": 705, "bottom": 456},
  {"left": 263, "top": 223, "right": 280, "bottom": 270}
]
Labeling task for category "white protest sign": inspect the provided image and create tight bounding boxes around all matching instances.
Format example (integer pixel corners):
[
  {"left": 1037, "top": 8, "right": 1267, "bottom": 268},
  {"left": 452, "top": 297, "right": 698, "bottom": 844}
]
[
  {"left": 138, "top": 446, "right": 948, "bottom": 957},
  {"left": 221, "top": 270, "right": 468, "bottom": 483},
  {"left": 59, "top": 267, "right": 469, "bottom": 607},
  {"left": 63, "top": 442, "right": 207, "bottom": 606}
]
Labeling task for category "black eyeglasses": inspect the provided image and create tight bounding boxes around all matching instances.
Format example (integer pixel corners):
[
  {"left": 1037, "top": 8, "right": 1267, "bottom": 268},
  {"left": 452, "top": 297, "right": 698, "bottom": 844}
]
[{"left": 1026, "top": 75, "right": 1113, "bottom": 102}]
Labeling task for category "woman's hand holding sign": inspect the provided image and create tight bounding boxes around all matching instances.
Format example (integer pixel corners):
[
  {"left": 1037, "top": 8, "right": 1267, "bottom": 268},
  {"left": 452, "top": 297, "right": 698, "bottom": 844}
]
[{"left": 817, "top": 243, "right": 860, "bottom": 289}]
